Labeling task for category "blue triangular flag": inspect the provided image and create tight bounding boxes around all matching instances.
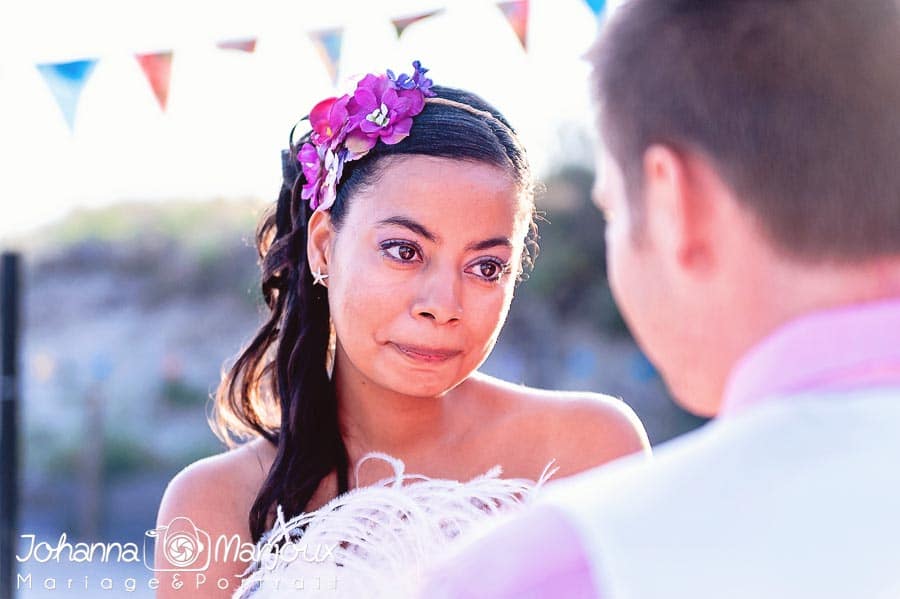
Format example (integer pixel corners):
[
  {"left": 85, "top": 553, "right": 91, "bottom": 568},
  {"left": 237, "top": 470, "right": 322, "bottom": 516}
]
[
  {"left": 36, "top": 59, "right": 99, "bottom": 131},
  {"left": 584, "top": 0, "right": 606, "bottom": 15},
  {"left": 309, "top": 29, "right": 344, "bottom": 85}
]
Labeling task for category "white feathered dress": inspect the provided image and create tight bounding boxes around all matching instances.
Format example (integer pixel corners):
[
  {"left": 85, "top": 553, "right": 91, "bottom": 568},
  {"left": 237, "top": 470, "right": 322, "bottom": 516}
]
[{"left": 232, "top": 452, "right": 556, "bottom": 599}]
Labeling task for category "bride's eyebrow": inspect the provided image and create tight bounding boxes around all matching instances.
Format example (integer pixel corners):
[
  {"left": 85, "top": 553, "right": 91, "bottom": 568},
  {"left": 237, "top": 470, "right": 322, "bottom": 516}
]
[
  {"left": 466, "top": 237, "right": 512, "bottom": 252},
  {"left": 376, "top": 216, "right": 438, "bottom": 242},
  {"left": 375, "top": 216, "right": 511, "bottom": 252}
]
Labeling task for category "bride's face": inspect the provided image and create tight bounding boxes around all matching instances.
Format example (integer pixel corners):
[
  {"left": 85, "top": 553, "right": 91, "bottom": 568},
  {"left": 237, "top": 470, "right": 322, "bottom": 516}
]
[{"left": 313, "top": 155, "right": 530, "bottom": 398}]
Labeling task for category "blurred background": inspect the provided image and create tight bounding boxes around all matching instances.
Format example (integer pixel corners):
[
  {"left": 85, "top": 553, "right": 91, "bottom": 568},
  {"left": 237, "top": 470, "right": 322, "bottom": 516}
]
[{"left": 1, "top": 0, "right": 706, "bottom": 596}]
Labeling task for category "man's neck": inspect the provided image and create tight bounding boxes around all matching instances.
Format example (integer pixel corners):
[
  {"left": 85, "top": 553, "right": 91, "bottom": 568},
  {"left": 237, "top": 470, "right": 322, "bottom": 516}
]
[{"left": 708, "top": 255, "right": 900, "bottom": 415}]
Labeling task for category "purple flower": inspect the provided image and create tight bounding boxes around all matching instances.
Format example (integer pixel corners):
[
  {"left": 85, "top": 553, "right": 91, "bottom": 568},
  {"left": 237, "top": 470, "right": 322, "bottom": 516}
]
[
  {"left": 411, "top": 60, "right": 435, "bottom": 96},
  {"left": 344, "top": 74, "right": 420, "bottom": 153},
  {"left": 298, "top": 143, "right": 324, "bottom": 205},
  {"left": 316, "top": 147, "right": 345, "bottom": 211},
  {"left": 387, "top": 69, "right": 416, "bottom": 90},
  {"left": 297, "top": 143, "right": 345, "bottom": 211},
  {"left": 387, "top": 61, "right": 435, "bottom": 96}
]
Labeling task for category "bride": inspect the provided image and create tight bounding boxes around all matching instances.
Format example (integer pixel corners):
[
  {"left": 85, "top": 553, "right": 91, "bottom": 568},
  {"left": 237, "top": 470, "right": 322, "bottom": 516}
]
[{"left": 154, "top": 61, "right": 649, "bottom": 598}]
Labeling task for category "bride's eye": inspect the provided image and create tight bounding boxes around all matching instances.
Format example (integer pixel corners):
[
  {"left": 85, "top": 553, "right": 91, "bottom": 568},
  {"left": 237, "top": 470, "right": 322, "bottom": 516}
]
[
  {"left": 467, "top": 259, "right": 510, "bottom": 282},
  {"left": 381, "top": 240, "right": 422, "bottom": 263},
  {"left": 480, "top": 262, "right": 499, "bottom": 279}
]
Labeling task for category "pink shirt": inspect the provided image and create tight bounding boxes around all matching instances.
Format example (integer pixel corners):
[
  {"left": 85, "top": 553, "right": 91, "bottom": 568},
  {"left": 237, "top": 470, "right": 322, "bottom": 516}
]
[
  {"left": 721, "top": 297, "right": 900, "bottom": 417},
  {"left": 418, "top": 297, "right": 900, "bottom": 598}
]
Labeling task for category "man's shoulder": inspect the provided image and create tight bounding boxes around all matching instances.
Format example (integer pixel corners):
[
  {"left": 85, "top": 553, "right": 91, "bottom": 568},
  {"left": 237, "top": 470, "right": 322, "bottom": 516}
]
[
  {"left": 543, "top": 387, "right": 900, "bottom": 542},
  {"left": 537, "top": 388, "right": 900, "bottom": 597}
]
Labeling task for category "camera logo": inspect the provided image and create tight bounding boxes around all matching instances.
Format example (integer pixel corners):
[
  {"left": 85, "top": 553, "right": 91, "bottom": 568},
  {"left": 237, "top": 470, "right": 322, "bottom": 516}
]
[{"left": 143, "top": 516, "right": 211, "bottom": 572}]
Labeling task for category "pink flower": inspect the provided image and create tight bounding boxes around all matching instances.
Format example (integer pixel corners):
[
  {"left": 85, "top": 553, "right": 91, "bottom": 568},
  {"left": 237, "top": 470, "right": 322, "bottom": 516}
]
[{"left": 308, "top": 95, "right": 351, "bottom": 146}]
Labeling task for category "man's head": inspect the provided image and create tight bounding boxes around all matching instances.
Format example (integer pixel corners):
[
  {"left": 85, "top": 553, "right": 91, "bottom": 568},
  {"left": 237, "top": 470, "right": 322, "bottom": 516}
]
[{"left": 589, "top": 0, "right": 900, "bottom": 415}]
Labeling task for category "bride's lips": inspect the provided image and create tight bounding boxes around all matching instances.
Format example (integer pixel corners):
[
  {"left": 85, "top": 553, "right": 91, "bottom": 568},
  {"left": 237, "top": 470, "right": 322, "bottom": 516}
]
[{"left": 390, "top": 342, "right": 462, "bottom": 363}]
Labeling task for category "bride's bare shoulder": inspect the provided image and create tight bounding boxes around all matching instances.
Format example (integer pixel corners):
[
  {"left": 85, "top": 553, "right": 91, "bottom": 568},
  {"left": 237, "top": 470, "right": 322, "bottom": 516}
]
[
  {"left": 471, "top": 372, "right": 651, "bottom": 475},
  {"left": 153, "top": 437, "right": 277, "bottom": 597},
  {"left": 157, "top": 437, "right": 276, "bottom": 532}
]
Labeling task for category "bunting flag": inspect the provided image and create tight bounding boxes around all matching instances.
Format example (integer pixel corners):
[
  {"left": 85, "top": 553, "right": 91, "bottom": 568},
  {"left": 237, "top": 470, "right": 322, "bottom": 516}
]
[
  {"left": 391, "top": 9, "right": 442, "bottom": 38},
  {"left": 583, "top": 0, "right": 606, "bottom": 15},
  {"left": 309, "top": 28, "right": 344, "bottom": 85},
  {"left": 135, "top": 51, "right": 173, "bottom": 110},
  {"left": 216, "top": 38, "right": 257, "bottom": 53},
  {"left": 36, "top": 59, "right": 99, "bottom": 131},
  {"left": 497, "top": 1, "right": 529, "bottom": 50}
]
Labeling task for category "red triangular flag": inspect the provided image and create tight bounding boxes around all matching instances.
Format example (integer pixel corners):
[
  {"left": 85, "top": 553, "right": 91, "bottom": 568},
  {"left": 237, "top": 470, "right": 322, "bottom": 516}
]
[
  {"left": 309, "top": 28, "right": 344, "bottom": 85},
  {"left": 135, "top": 51, "right": 173, "bottom": 110},
  {"left": 498, "top": 0, "right": 529, "bottom": 50},
  {"left": 391, "top": 9, "right": 442, "bottom": 37},
  {"left": 217, "top": 38, "right": 257, "bottom": 53}
]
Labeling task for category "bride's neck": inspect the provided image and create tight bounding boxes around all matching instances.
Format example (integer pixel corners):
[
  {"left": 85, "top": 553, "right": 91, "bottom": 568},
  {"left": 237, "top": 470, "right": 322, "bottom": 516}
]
[{"left": 333, "top": 358, "right": 457, "bottom": 467}]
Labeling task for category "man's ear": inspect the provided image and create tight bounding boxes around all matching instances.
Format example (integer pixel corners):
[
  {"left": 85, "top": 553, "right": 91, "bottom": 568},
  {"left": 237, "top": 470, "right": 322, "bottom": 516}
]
[
  {"left": 307, "top": 209, "right": 334, "bottom": 275},
  {"left": 642, "top": 144, "right": 716, "bottom": 274}
]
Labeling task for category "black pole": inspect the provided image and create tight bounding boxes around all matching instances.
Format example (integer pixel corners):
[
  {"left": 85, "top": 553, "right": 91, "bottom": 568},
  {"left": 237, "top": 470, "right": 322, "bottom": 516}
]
[{"left": 1, "top": 253, "right": 21, "bottom": 599}]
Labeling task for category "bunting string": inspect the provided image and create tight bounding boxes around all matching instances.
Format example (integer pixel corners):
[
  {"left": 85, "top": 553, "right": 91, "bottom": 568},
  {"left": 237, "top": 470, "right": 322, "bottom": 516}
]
[{"left": 30, "top": 3, "right": 566, "bottom": 129}]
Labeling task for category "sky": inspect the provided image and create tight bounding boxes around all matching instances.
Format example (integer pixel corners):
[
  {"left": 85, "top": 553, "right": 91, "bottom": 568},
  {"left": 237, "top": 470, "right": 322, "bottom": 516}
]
[{"left": 0, "top": 0, "right": 607, "bottom": 242}]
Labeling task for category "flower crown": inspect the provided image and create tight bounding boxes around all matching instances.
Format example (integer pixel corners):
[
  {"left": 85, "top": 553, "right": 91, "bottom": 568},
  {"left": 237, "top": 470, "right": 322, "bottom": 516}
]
[{"left": 295, "top": 60, "right": 436, "bottom": 212}]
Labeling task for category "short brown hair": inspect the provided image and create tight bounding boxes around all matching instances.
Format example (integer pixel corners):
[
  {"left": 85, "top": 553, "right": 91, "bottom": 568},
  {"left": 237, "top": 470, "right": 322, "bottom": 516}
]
[{"left": 590, "top": 0, "right": 900, "bottom": 262}]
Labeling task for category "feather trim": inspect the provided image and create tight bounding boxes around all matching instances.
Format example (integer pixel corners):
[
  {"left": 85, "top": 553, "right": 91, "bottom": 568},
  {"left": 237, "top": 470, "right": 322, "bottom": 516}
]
[{"left": 233, "top": 452, "right": 557, "bottom": 598}]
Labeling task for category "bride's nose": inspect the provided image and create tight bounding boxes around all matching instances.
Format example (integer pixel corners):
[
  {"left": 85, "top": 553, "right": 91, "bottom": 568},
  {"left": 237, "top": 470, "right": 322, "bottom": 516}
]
[{"left": 410, "top": 265, "right": 463, "bottom": 325}]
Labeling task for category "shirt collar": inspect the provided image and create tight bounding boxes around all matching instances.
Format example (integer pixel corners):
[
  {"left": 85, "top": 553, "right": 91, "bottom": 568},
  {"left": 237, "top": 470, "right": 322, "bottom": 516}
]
[{"left": 721, "top": 297, "right": 900, "bottom": 417}]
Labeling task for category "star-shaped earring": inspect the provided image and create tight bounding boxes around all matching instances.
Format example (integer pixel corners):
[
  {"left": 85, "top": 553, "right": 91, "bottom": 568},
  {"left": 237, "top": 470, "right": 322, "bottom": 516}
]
[{"left": 312, "top": 268, "right": 329, "bottom": 287}]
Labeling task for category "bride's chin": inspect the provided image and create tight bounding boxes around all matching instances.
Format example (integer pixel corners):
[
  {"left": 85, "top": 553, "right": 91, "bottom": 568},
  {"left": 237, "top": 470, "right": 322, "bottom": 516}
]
[
  {"left": 392, "top": 381, "right": 453, "bottom": 400},
  {"left": 379, "top": 372, "right": 461, "bottom": 400}
]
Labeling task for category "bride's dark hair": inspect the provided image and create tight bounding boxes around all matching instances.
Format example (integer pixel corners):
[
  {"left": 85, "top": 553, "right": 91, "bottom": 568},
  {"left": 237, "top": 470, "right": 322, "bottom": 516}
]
[{"left": 211, "top": 85, "right": 538, "bottom": 543}]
